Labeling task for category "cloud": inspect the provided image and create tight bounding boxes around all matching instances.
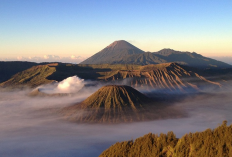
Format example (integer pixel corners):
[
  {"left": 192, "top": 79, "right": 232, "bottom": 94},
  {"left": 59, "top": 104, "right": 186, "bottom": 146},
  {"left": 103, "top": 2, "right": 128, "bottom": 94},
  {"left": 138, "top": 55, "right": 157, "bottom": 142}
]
[
  {"left": 0, "top": 80, "right": 231, "bottom": 156},
  {"left": 0, "top": 55, "right": 86, "bottom": 63},
  {"left": 43, "top": 55, "right": 60, "bottom": 60},
  {"left": 40, "top": 76, "right": 86, "bottom": 94}
]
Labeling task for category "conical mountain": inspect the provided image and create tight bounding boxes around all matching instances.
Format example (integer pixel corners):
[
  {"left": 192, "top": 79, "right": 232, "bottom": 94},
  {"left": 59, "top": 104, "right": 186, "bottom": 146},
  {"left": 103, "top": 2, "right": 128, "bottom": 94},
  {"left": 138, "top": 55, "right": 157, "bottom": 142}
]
[
  {"left": 61, "top": 85, "right": 184, "bottom": 123},
  {"left": 80, "top": 40, "right": 144, "bottom": 64}
]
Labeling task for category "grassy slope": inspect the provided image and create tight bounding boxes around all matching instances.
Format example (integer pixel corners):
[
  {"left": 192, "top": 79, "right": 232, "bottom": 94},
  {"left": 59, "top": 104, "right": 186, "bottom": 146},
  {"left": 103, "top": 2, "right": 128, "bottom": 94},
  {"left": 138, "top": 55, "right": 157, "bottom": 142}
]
[
  {"left": 0, "top": 61, "right": 38, "bottom": 83},
  {"left": 0, "top": 64, "right": 56, "bottom": 88}
]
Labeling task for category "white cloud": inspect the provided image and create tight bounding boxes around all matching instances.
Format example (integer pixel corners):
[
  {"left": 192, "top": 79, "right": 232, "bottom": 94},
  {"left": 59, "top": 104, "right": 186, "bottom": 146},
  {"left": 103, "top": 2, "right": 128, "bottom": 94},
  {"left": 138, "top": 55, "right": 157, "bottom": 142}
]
[
  {"left": 71, "top": 55, "right": 76, "bottom": 59},
  {"left": 0, "top": 55, "right": 86, "bottom": 64},
  {"left": 43, "top": 55, "right": 60, "bottom": 60}
]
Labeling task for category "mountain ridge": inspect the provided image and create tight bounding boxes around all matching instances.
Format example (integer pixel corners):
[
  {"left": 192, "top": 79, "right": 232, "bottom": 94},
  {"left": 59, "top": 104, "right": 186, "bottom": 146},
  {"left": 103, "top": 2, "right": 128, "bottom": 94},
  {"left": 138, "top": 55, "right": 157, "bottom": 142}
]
[
  {"left": 0, "top": 62, "right": 222, "bottom": 92},
  {"left": 81, "top": 40, "right": 232, "bottom": 69}
]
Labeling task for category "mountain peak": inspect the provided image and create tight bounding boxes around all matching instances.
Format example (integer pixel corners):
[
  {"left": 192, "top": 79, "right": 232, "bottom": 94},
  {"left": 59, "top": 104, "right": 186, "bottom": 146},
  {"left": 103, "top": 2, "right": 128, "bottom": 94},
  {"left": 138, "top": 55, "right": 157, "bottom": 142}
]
[
  {"left": 80, "top": 40, "right": 144, "bottom": 64},
  {"left": 61, "top": 85, "right": 155, "bottom": 123},
  {"left": 106, "top": 40, "right": 139, "bottom": 50},
  {"left": 83, "top": 85, "right": 150, "bottom": 108}
]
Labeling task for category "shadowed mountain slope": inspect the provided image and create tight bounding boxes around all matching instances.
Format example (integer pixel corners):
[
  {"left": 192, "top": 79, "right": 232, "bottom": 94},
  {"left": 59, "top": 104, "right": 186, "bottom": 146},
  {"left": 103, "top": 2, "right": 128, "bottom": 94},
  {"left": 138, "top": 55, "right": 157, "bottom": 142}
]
[
  {"left": 61, "top": 85, "right": 183, "bottom": 123},
  {"left": 0, "top": 63, "right": 57, "bottom": 88},
  {"left": 80, "top": 40, "right": 144, "bottom": 64},
  {"left": 115, "top": 52, "right": 166, "bottom": 65},
  {"left": 153, "top": 48, "right": 231, "bottom": 68},
  {"left": 0, "top": 61, "right": 38, "bottom": 83}
]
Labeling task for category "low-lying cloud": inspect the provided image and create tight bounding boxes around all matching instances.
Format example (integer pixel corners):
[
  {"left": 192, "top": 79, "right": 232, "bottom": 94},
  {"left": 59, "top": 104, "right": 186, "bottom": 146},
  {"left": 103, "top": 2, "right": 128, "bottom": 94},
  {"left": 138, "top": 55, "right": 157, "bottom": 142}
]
[
  {"left": 0, "top": 81, "right": 232, "bottom": 157},
  {"left": 0, "top": 55, "right": 86, "bottom": 64}
]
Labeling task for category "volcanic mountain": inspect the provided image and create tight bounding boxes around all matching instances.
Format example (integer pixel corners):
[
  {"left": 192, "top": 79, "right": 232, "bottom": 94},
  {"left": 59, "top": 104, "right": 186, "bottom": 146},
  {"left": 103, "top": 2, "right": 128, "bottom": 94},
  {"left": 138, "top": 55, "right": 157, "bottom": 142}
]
[
  {"left": 80, "top": 40, "right": 144, "bottom": 64},
  {"left": 81, "top": 40, "right": 231, "bottom": 69},
  {"left": 61, "top": 85, "right": 182, "bottom": 123}
]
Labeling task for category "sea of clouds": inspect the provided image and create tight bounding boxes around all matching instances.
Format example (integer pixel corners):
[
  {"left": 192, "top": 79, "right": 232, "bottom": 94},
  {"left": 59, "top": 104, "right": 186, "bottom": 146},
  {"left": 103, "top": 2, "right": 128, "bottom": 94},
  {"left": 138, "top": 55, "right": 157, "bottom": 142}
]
[{"left": 0, "top": 77, "right": 232, "bottom": 157}]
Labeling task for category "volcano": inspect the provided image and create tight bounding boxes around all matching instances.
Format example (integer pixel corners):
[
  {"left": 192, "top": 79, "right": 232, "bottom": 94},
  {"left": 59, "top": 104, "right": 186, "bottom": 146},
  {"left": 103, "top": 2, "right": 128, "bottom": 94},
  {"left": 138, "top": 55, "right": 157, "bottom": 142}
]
[
  {"left": 80, "top": 40, "right": 144, "bottom": 64},
  {"left": 61, "top": 85, "right": 183, "bottom": 123},
  {"left": 80, "top": 40, "right": 231, "bottom": 68}
]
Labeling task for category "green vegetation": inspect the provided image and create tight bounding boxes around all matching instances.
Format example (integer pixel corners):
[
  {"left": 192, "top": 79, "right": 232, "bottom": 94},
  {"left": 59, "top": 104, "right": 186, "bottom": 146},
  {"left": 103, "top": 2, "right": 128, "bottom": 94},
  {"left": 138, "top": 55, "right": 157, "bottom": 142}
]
[
  {"left": 0, "top": 61, "right": 37, "bottom": 83},
  {"left": 0, "top": 64, "right": 56, "bottom": 88},
  {"left": 100, "top": 121, "right": 232, "bottom": 157}
]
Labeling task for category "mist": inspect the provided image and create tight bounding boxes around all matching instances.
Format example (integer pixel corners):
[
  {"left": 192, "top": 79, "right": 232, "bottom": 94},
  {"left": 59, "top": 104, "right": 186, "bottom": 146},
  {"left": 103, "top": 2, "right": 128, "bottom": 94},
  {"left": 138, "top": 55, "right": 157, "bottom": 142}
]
[{"left": 0, "top": 80, "right": 232, "bottom": 157}]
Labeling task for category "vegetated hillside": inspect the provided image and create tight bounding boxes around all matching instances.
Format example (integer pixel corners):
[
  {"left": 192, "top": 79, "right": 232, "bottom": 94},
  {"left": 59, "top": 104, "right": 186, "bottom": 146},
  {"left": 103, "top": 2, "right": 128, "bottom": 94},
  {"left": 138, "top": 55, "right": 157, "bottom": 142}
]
[
  {"left": 0, "top": 63, "right": 57, "bottom": 88},
  {"left": 61, "top": 85, "right": 182, "bottom": 123},
  {"left": 0, "top": 62, "right": 222, "bottom": 92},
  {"left": 100, "top": 121, "right": 232, "bottom": 157},
  {"left": 80, "top": 40, "right": 144, "bottom": 64},
  {"left": 0, "top": 61, "right": 37, "bottom": 83},
  {"left": 80, "top": 40, "right": 231, "bottom": 69}
]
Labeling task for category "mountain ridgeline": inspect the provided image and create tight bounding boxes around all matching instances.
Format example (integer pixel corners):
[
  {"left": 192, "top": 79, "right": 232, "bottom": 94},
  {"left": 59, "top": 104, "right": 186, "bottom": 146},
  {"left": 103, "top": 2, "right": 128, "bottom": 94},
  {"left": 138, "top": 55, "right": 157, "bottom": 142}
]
[
  {"left": 0, "top": 63, "right": 222, "bottom": 92},
  {"left": 80, "top": 40, "right": 231, "bottom": 69},
  {"left": 0, "top": 61, "right": 38, "bottom": 83}
]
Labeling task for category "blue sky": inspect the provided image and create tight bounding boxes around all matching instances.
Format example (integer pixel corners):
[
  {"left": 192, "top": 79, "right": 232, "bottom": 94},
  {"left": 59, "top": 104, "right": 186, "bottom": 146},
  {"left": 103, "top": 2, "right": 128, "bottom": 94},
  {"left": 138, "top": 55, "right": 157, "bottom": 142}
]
[{"left": 0, "top": 0, "right": 232, "bottom": 62}]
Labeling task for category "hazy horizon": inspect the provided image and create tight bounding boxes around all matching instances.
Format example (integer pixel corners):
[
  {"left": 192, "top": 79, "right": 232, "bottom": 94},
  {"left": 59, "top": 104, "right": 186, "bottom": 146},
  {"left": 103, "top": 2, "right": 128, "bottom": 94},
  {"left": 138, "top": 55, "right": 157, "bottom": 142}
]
[
  {"left": 1, "top": 0, "right": 232, "bottom": 60},
  {"left": 0, "top": 44, "right": 232, "bottom": 65}
]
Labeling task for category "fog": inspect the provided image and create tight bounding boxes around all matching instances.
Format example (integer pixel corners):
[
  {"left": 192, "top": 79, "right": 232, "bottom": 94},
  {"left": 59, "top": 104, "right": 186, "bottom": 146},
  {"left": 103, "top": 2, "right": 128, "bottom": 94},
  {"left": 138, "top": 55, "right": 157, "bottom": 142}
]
[{"left": 0, "top": 80, "right": 232, "bottom": 157}]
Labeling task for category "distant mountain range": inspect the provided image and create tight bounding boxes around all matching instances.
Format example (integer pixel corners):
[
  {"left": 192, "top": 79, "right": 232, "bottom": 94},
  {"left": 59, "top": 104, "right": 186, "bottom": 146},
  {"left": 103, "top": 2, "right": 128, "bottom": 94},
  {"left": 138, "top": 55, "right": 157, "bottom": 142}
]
[{"left": 81, "top": 40, "right": 231, "bottom": 69}]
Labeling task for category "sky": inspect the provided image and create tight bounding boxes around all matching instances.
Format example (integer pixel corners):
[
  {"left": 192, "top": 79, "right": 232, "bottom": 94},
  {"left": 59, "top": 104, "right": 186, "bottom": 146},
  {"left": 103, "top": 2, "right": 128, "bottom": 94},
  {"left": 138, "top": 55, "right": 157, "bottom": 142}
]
[{"left": 0, "top": 0, "right": 232, "bottom": 63}]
